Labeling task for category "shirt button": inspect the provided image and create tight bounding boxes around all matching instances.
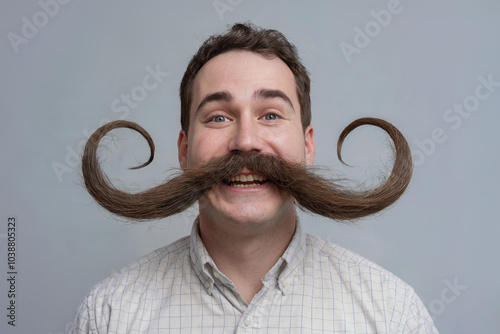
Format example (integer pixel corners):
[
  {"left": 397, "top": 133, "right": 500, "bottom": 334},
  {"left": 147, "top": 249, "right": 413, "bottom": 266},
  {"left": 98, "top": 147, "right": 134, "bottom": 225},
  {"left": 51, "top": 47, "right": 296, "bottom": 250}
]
[
  {"left": 281, "top": 280, "right": 288, "bottom": 288},
  {"left": 244, "top": 317, "right": 253, "bottom": 327}
]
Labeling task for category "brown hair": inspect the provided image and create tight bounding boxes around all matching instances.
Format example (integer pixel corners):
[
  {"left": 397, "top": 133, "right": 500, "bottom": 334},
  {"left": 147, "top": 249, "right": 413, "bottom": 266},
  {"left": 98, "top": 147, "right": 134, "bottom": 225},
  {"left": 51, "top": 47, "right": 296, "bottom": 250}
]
[
  {"left": 180, "top": 22, "right": 311, "bottom": 134},
  {"left": 81, "top": 118, "right": 413, "bottom": 221}
]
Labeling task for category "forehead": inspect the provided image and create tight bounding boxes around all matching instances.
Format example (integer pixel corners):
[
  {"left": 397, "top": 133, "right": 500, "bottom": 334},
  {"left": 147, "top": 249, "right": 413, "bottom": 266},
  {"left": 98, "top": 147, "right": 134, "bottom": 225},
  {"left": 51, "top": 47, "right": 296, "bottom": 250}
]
[{"left": 191, "top": 50, "right": 298, "bottom": 111}]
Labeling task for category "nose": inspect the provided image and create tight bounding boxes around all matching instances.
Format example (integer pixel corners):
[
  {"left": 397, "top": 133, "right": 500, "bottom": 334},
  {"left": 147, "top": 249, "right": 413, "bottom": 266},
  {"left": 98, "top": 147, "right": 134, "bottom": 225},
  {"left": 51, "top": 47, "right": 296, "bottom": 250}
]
[{"left": 228, "top": 117, "right": 263, "bottom": 154}]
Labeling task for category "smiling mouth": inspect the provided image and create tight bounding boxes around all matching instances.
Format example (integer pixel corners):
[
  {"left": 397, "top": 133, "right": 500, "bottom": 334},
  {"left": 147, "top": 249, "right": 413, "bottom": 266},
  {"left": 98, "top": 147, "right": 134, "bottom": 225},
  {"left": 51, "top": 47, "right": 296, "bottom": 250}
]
[{"left": 222, "top": 174, "right": 270, "bottom": 188}]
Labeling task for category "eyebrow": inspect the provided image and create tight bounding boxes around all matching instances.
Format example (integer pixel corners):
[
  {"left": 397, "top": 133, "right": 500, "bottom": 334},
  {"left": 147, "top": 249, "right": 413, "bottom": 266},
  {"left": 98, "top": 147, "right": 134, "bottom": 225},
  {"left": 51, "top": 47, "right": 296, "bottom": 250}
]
[
  {"left": 196, "top": 91, "right": 233, "bottom": 114},
  {"left": 253, "top": 89, "right": 295, "bottom": 111},
  {"left": 195, "top": 88, "right": 295, "bottom": 114}
]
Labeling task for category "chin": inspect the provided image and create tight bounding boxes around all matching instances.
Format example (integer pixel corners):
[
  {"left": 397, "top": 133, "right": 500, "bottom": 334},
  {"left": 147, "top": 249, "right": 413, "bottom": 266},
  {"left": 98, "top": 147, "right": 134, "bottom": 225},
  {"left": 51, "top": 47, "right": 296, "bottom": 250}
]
[{"left": 224, "top": 201, "right": 295, "bottom": 225}]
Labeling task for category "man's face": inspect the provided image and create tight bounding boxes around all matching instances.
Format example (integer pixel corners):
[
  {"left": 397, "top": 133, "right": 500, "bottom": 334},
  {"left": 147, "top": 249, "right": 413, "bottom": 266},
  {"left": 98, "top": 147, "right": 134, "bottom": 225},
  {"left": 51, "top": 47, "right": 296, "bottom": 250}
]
[{"left": 177, "top": 50, "right": 315, "bottom": 225}]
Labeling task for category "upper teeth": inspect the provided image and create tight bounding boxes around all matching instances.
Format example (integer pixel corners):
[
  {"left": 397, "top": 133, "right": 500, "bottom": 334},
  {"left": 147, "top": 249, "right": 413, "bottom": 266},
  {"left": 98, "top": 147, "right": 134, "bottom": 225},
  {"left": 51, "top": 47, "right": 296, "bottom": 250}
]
[{"left": 229, "top": 174, "right": 265, "bottom": 182}]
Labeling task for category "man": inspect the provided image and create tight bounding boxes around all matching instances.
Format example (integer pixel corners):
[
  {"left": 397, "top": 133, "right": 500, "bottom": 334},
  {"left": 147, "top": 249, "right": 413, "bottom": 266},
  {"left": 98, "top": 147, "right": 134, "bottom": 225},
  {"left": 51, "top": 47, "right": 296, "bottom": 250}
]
[{"left": 71, "top": 23, "right": 438, "bottom": 333}]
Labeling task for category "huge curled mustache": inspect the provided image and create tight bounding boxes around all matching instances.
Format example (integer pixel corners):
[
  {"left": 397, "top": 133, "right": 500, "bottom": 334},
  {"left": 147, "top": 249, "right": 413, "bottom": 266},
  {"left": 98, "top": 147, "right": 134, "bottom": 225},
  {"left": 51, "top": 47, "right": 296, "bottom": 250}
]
[{"left": 81, "top": 118, "right": 413, "bottom": 221}]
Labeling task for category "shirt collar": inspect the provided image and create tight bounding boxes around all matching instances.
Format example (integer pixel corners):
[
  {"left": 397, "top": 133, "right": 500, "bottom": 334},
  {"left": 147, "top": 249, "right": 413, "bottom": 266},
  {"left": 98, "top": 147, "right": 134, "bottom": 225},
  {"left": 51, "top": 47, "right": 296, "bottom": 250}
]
[
  {"left": 190, "top": 216, "right": 306, "bottom": 295},
  {"left": 273, "top": 219, "right": 307, "bottom": 295},
  {"left": 190, "top": 218, "right": 217, "bottom": 295}
]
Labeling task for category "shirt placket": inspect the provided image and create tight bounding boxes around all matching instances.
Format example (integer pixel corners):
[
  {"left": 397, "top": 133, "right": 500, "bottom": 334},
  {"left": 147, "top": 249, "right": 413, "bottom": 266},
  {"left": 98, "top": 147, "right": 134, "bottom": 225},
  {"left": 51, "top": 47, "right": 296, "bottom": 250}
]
[{"left": 234, "top": 280, "right": 274, "bottom": 333}]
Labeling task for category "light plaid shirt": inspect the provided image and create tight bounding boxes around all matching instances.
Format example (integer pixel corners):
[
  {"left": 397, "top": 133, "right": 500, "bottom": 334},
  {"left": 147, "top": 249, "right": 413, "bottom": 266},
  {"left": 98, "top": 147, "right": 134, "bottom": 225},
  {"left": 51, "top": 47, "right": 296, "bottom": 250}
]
[{"left": 70, "top": 219, "right": 438, "bottom": 333}]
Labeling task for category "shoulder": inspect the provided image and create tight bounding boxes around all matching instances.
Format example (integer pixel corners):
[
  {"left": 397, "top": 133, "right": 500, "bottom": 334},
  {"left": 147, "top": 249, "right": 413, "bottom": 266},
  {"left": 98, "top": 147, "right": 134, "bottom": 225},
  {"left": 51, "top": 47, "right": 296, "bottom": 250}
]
[
  {"left": 305, "top": 233, "right": 408, "bottom": 289},
  {"left": 83, "top": 236, "right": 190, "bottom": 312},
  {"left": 303, "top": 234, "right": 437, "bottom": 333},
  {"left": 94, "top": 235, "right": 190, "bottom": 296},
  {"left": 70, "top": 236, "right": 191, "bottom": 332}
]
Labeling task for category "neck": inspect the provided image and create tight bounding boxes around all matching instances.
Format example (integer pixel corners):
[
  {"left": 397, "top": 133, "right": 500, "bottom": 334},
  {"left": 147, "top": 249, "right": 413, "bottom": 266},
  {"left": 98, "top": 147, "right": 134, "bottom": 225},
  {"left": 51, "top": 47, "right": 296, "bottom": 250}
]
[{"left": 198, "top": 210, "right": 296, "bottom": 303}]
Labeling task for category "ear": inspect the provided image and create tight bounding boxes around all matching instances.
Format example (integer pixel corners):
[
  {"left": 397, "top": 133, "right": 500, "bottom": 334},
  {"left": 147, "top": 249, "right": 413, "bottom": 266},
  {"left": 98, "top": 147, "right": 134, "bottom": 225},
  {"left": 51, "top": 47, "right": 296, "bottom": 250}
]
[
  {"left": 304, "top": 125, "right": 315, "bottom": 165},
  {"left": 177, "top": 130, "right": 188, "bottom": 169}
]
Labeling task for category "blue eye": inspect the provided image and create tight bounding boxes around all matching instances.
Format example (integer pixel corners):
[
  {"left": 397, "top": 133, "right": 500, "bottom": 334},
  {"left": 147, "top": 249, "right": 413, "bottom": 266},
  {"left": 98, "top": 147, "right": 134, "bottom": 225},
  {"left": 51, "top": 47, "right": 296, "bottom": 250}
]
[
  {"left": 212, "top": 115, "right": 228, "bottom": 122},
  {"left": 262, "top": 113, "right": 278, "bottom": 121}
]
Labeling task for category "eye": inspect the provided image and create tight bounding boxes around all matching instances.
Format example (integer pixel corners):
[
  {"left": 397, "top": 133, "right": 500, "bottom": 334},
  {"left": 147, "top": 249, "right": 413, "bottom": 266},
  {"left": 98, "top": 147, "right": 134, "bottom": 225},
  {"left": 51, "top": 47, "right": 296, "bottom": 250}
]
[
  {"left": 262, "top": 113, "right": 279, "bottom": 121},
  {"left": 210, "top": 115, "right": 229, "bottom": 123}
]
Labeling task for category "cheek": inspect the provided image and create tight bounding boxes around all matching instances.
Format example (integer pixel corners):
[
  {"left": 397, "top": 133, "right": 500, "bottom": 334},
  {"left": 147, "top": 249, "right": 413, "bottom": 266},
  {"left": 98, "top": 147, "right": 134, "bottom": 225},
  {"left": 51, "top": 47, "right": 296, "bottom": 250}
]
[
  {"left": 187, "top": 131, "right": 226, "bottom": 164},
  {"left": 264, "top": 129, "right": 306, "bottom": 161}
]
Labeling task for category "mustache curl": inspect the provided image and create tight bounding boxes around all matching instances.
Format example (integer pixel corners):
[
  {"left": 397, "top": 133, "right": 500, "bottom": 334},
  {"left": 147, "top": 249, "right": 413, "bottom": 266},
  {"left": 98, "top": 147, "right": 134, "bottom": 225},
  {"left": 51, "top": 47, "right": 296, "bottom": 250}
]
[{"left": 82, "top": 118, "right": 413, "bottom": 221}]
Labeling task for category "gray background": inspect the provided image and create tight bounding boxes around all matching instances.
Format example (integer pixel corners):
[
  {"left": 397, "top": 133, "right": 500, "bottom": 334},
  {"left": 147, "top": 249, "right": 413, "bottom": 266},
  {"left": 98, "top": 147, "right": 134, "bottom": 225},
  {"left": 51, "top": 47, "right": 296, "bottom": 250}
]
[{"left": 1, "top": 0, "right": 499, "bottom": 333}]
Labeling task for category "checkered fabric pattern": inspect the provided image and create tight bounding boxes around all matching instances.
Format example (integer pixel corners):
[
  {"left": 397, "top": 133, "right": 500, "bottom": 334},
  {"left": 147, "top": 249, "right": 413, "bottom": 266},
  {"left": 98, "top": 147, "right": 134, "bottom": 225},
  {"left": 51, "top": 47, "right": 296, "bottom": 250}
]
[{"left": 70, "top": 220, "right": 438, "bottom": 333}]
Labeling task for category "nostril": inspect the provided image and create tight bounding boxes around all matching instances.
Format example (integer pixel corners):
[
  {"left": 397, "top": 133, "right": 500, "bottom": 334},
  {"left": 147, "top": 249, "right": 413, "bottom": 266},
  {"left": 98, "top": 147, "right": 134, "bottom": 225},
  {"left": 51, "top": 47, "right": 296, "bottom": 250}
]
[{"left": 229, "top": 148, "right": 261, "bottom": 156}]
